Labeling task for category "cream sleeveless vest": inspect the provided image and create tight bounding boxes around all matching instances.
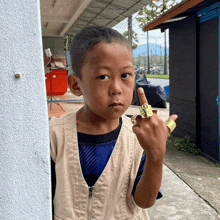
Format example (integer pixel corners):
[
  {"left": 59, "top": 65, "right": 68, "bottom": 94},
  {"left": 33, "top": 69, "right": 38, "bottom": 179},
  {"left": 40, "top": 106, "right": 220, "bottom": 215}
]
[{"left": 50, "top": 111, "right": 150, "bottom": 220}]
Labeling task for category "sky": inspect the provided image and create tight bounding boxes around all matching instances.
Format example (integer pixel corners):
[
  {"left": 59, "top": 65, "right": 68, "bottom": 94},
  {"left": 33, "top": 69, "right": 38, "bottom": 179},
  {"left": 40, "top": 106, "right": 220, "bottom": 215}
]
[
  {"left": 113, "top": 12, "right": 169, "bottom": 48},
  {"left": 112, "top": 0, "right": 184, "bottom": 48}
]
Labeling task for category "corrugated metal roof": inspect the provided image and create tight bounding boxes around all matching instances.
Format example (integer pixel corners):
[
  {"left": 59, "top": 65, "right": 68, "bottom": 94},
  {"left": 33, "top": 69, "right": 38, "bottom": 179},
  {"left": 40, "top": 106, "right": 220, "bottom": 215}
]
[{"left": 40, "top": 0, "right": 152, "bottom": 37}]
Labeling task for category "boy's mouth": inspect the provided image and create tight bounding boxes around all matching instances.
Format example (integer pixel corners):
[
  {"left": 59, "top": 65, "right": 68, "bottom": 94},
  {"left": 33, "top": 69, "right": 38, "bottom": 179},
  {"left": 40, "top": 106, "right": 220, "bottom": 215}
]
[{"left": 109, "top": 102, "right": 123, "bottom": 107}]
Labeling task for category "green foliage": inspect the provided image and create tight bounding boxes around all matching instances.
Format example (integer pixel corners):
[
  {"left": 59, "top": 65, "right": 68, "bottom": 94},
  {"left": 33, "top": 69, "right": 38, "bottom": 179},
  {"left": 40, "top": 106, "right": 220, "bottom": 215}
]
[
  {"left": 123, "top": 30, "right": 139, "bottom": 50},
  {"left": 211, "top": 174, "right": 219, "bottom": 179},
  {"left": 168, "top": 135, "right": 202, "bottom": 155},
  {"left": 214, "top": 163, "right": 220, "bottom": 168},
  {"left": 145, "top": 74, "right": 169, "bottom": 79},
  {"left": 168, "top": 134, "right": 175, "bottom": 142},
  {"left": 64, "top": 35, "right": 74, "bottom": 50},
  {"left": 136, "top": 0, "right": 180, "bottom": 29}
]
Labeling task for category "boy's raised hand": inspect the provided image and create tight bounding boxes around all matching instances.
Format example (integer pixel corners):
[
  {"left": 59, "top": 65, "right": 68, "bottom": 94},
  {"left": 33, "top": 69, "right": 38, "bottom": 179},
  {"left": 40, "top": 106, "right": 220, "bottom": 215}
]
[{"left": 132, "top": 87, "right": 178, "bottom": 158}]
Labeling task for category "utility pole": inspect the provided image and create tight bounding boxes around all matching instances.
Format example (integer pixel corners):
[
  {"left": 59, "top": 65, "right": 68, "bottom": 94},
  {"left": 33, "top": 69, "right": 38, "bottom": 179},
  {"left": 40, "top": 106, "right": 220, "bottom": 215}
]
[
  {"left": 128, "top": 16, "right": 132, "bottom": 50},
  {"left": 150, "top": 49, "right": 152, "bottom": 71},
  {"left": 160, "top": 44, "right": 162, "bottom": 66},
  {"left": 147, "top": 31, "right": 150, "bottom": 73},
  {"left": 144, "top": 53, "right": 146, "bottom": 69},
  {"left": 164, "top": 29, "right": 167, "bottom": 75}
]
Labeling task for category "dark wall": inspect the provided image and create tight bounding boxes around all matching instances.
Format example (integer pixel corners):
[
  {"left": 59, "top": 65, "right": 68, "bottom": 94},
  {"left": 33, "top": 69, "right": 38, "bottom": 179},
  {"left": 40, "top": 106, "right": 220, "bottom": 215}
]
[
  {"left": 169, "top": 15, "right": 197, "bottom": 143},
  {"left": 198, "top": 17, "right": 219, "bottom": 161}
]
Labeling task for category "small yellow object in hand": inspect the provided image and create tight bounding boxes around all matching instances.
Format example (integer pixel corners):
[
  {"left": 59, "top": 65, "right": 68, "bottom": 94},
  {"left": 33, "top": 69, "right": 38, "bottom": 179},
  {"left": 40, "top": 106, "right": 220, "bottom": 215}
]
[
  {"left": 164, "top": 119, "right": 176, "bottom": 133},
  {"left": 140, "top": 103, "right": 153, "bottom": 118}
]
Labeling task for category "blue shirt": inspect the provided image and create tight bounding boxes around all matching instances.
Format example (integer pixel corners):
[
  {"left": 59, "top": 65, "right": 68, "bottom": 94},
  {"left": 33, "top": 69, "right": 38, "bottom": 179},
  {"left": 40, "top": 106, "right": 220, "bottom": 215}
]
[{"left": 77, "top": 117, "right": 162, "bottom": 198}]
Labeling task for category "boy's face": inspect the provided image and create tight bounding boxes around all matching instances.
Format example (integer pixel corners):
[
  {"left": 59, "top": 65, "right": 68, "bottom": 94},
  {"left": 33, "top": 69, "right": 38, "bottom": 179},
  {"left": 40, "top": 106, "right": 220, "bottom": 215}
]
[{"left": 77, "top": 42, "right": 135, "bottom": 120}]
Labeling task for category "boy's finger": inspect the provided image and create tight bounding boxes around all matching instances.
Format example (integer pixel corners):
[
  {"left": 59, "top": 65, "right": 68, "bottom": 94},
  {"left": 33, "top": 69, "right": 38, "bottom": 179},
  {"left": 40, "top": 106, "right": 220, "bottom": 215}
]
[
  {"left": 169, "top": 114, "right": 178, "bottom": 122},
  {"left": 138, "top": 87, "right": 148, "bottom": 106}
]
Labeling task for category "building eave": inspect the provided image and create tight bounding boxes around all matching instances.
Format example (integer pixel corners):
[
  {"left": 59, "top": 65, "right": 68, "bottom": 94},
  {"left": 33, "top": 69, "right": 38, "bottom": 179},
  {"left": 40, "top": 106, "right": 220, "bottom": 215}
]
[{"left": 143, "top": 0, "right": 204, "bottom": 32}]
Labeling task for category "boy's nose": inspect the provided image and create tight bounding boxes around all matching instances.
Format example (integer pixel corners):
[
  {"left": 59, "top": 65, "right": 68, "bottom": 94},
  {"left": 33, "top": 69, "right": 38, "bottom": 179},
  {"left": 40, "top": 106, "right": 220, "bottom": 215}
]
[{"left": 109, "top": 81, "right": 122, "bottom": 95}]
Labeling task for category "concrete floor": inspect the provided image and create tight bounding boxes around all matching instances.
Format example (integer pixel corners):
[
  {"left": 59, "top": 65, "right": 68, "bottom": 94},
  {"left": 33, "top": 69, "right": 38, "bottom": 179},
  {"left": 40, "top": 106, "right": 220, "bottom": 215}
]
[{"left": 148, "top": 143, "right": 220, "bottom": 220}]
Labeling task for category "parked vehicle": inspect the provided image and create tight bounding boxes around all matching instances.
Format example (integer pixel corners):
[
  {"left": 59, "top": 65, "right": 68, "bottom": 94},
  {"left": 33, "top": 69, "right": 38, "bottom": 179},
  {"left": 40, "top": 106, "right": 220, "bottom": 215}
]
[
  {"left": 150, "top": 69, "right": 161, "bottom": 75},
  {"left": 135, "top": 69, "right": 145, "bottom": 75}
]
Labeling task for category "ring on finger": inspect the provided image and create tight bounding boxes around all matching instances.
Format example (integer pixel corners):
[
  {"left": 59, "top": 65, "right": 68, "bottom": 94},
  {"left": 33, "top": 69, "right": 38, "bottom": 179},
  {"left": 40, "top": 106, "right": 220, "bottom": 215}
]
[
  {"left": 140, "top": 103, "right": 153, "bottom": 118},
  {"left": 164, "top": 119, "right": 176, "bottom": 133}
]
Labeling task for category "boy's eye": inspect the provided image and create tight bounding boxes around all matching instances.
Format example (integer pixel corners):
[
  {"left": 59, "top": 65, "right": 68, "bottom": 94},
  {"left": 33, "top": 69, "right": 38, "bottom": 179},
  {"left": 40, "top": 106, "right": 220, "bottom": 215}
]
[
  {"left": 98, "top": 75, "right": 109, "bottom": 80},
  {"left": 121, "top": 73, "right": 130, "bottom": 78}
]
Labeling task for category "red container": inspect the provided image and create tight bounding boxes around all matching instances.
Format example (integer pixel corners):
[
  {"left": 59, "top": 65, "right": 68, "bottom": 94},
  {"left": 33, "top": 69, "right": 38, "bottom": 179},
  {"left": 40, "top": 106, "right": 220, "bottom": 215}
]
[{"left": 45, "top": 69, "right": 68, "bottom": 96}]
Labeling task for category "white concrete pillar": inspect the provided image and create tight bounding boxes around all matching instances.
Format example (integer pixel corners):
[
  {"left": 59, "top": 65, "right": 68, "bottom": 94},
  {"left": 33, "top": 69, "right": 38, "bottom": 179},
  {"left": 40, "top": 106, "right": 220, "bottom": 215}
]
[{"left": 0, "top": 0, "right": 52, "bottom": 219}]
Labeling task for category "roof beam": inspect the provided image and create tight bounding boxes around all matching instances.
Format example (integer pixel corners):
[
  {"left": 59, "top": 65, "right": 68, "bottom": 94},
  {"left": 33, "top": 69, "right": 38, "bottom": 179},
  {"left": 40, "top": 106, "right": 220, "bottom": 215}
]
[
  {"left": 143, "top": 0, "right": 205, "bottom": 31},
  {"left": 58, "top": 0, "right": 93, "bottom": 37},
  {"left": 41, "top": 15, "right": 69, "bottom": 23},
  {"left": 42, "top": 28, "right": 60, "bottom": 37}
]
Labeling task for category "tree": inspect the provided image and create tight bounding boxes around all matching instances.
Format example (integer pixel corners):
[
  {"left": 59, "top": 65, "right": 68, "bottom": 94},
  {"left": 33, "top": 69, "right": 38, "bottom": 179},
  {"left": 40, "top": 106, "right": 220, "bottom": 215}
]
[
  {"left": 136, "top": 0, "right": 179, "bottom": 29},
  {"left": 135, "top": 0, "right": 180, "bottom": 74},
  {"left": 123, "top": 30, "right": 139, "bottom": 50},
  {"left": 63, "top": 35, "right": 74, "bottom": 50}
]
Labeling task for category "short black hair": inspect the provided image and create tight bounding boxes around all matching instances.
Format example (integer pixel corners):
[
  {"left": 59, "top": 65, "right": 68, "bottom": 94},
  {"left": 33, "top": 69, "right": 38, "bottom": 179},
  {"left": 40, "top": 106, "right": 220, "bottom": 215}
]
[{"left": 70, "top": 26, "right": 131, "bottom": 79}]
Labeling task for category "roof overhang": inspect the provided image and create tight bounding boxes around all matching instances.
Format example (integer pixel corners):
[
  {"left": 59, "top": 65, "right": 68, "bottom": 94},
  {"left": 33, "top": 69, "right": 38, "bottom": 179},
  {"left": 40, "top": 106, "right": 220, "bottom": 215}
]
[
  {"left": 143, "top": 0, "right": 204, "bottom": 32},
  {"left": 40, "top": 0, "right": 153, "bottom": 37},
  {"left": 143, "top": 0, "right": 220, "bottom": 32}
]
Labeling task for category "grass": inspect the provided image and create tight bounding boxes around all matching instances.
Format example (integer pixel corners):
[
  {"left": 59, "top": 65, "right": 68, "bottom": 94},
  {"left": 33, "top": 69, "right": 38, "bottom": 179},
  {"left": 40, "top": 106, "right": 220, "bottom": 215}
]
[
  {"left": 134, "top": 73, "right": 169, "bottom": 79},
  {"left": 145, "top": 74, "right": 169, "bottom": 79},
  {"left": 214, "top": 163, "right": 220, "bottom": 168},
  {"left": 167, "top": 135, "right": 202, "bottom": 155}
]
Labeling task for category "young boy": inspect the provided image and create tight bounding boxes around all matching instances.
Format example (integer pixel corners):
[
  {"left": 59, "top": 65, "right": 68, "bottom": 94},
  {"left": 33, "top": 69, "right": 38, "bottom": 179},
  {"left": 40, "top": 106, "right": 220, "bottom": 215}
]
[{"left": 50, "top": 26, "right": 178, "bottom": 220}]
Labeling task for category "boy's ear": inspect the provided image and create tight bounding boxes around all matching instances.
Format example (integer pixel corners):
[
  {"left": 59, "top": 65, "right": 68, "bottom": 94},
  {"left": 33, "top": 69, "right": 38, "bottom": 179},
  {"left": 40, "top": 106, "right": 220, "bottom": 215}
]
[{"left": 67, "top": 74, "right": 82, "bottom": 96}]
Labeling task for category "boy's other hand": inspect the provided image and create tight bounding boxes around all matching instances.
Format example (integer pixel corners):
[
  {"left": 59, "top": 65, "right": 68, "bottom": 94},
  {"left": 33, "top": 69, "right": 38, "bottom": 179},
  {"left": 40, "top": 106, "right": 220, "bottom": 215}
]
[{"left": 132, "top": 87, "right": 178, "bottom": 160}]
